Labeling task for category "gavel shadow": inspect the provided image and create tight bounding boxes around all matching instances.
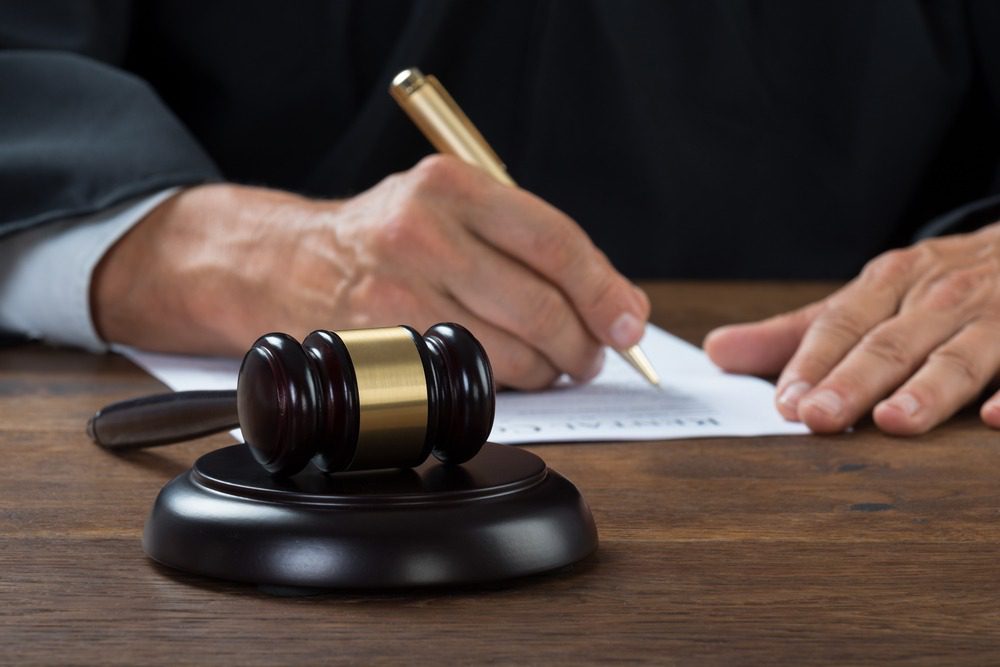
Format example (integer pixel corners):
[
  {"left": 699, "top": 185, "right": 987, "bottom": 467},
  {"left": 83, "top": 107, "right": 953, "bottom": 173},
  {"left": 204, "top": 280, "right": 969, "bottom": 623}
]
[{"left": 114, "top": 449, "right": 191, "bottom": 478}]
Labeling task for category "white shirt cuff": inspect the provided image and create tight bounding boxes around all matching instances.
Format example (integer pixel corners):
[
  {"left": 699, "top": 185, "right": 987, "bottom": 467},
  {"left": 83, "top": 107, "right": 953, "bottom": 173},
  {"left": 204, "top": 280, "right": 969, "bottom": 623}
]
[{"left": 0, "top": 188, "right": 180, "bottom": 351}]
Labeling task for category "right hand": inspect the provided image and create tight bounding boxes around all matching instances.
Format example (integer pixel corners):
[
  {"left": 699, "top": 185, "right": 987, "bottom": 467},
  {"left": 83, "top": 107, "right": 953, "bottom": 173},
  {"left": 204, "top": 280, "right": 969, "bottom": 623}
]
[{"left": 92, "top": 155, "right": 650, "bottom": 389}]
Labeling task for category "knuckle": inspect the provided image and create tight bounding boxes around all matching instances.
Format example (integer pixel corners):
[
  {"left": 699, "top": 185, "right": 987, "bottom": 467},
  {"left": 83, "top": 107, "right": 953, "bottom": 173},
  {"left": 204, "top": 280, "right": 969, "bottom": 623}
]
[
  {"left": 503, "top": 347, "right": 553, "bottom": 388},
  {"left": 377, "top": 171, "right": 405, "bottom": 192},
  {"left": 929, "top": 346, "right": 982, "bottom": 386},
  {"left": 502, "top": 346, "right": 535, "bottom": 380},
  {"left": 373, "top": 205, "right": 426, "bottom": 255},
  {"left": 862, "top": 247, "right": 919, "bottom": 286},
  {"left": 859, "top": 326, "right": 914, "bottom": 368},
  {"left": 520, "top": 287, "right": 569, "bottom": 340},
  {"left": 374, "top": 202, "right": 455, "bottom": 263},
  {"left": 533, "top": 224, "right": 579, "bottom": 276},
  {"left": 912, "top": 238, "right": 945, "bottom": 264},
  {"left": 811, "top": 308, "right": 870, "bottom": 346},
  {"left": 409, "top": 154, "right": 469, "bottom": 195},
  {"left": 922, "top": 266, "right": 992, "bottom": 311}
]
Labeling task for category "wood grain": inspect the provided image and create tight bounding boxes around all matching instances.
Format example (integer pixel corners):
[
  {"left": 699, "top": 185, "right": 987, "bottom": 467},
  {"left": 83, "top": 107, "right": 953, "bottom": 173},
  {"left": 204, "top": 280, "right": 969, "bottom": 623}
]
[{"left": 3, "top": 281, "right": 1000, "bottom": 665}]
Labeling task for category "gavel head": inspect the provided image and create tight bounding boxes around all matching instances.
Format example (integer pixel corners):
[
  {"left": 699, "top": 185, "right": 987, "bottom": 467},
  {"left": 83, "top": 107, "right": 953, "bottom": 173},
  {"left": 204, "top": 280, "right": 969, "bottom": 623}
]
[{"left": 236, "top": 323, "right": 495, "bottom": 476}]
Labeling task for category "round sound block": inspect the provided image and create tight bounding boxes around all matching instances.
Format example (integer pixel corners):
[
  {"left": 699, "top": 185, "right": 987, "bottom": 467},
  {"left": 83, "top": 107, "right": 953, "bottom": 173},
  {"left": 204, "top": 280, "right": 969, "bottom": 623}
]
[{"left": 143, "top": 443, "right": 597, "bottom": 589}]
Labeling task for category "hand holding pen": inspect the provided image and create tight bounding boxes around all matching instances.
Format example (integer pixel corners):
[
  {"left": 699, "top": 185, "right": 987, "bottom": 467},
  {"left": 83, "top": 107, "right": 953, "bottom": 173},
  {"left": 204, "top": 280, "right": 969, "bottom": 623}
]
[
  {"left": 90, "top": 70, "right": 653, "bottom": 391},
  {"left": 391, "top": 68, "right": 659, "bottom": 386}
]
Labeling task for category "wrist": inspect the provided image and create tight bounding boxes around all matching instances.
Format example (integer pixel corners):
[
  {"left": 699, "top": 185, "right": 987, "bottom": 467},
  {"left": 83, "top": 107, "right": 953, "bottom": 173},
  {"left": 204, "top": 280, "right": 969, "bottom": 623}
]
[{"left": 91, "top": 183, "right": 319, "bottom": 354}]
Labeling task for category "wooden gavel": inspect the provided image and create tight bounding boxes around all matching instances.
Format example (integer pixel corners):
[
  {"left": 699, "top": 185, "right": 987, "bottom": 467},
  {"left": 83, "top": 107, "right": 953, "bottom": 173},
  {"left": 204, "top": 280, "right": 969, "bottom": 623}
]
[{"left": 88, "top": 323, "right": 495, "bottom": 476}]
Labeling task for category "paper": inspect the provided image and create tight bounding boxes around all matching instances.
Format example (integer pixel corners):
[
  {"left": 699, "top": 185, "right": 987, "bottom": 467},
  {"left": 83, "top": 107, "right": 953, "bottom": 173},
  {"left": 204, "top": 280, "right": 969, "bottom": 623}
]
[
  {"left": 115, "top": 324, "right": 807, "bottom": 446},
  {"left": 491, "top": 326, "right": 808, "bottom": 443}
]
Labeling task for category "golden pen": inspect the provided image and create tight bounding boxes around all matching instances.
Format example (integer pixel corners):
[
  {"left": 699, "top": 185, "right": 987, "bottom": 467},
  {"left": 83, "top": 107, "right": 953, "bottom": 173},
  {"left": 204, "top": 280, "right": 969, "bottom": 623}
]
[{"left": 390, "top": 67, "right": 660, "bottom": 387}]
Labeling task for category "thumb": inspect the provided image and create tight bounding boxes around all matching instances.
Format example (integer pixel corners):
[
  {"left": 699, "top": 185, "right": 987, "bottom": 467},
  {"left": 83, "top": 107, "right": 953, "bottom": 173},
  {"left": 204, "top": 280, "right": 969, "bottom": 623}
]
[{"left": 703, "top": 300, "right": 824, "bottom": 375}]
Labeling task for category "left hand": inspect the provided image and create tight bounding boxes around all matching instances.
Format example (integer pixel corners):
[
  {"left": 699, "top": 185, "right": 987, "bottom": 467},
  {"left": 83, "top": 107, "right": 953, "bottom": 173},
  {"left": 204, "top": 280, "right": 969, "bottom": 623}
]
[{"left": 703, "top": 223, "right": 1000, "bottom": 435}]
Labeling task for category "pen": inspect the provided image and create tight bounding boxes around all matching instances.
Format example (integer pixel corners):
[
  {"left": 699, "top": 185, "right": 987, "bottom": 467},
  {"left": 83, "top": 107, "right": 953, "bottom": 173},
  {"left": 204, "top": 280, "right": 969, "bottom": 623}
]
[{"left": 389, "top": 67, "right": 660, "bottom": 387}]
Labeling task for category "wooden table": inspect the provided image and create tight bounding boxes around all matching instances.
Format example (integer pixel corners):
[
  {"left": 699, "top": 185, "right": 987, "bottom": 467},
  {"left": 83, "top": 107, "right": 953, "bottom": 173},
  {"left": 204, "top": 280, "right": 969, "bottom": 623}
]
[{"left": 3, "top": 282, "right": 1000, "bottom": 665}]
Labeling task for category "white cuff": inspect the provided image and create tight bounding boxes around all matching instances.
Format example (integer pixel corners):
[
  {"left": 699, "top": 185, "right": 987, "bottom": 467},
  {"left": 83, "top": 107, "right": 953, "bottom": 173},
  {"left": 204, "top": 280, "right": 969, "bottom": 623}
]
[{"left": 0, "top": 188, "right": 180, "bottom": 351}]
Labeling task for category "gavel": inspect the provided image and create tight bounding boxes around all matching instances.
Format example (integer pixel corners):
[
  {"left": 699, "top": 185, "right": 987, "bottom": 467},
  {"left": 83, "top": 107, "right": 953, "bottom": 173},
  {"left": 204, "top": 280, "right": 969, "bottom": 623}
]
[{"left": 88, "top": 323, "right": 495, "bottom": 476}]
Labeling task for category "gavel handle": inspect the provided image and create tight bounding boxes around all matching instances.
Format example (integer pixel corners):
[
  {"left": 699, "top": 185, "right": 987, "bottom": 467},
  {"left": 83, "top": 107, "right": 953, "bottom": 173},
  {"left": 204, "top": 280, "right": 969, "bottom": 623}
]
[{"left": 87, "top": 390, "right": 239, "bottom": 450}]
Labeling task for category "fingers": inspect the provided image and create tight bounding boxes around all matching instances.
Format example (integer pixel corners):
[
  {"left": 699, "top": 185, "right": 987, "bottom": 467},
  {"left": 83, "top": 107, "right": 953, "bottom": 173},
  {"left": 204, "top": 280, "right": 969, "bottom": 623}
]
[
  {"left": 793, "top": 258, "right": 998, "bottom": 433},
  {"left": 451, "top": 162, "right": 649, "bottom": 349},
  {"left": 352, "top": 158, "right": 612, "bottom": 386},
  {"left": 873, "top": 319, "right": 1000, "bottom": 435},
  {"left": 444, "top": 232, "right": 604, "bottom": 383},
  {"left": 703, "top": 301, "right": 822, "bottom": 375},
  {"left": 411, "top": 293, "right": 563, "bottom": 390},
  {"left": 430, "top": 294, "right": 563, "bottom": 390},
  {"left": 774, "top": 251, "right": 917, "bottom": 420},
  {"left": 798, "top": 307, "right": 983, "bottom": 433}
]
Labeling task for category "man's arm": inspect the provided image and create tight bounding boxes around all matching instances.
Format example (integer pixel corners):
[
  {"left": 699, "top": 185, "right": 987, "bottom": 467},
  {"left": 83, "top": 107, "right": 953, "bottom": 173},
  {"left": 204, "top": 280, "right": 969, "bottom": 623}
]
[
  {"left": 90, "top": 160, "right": 651, "bottom": 390},
  {"left": 1, "top": 6, "right": 649, "bottom": 389}
]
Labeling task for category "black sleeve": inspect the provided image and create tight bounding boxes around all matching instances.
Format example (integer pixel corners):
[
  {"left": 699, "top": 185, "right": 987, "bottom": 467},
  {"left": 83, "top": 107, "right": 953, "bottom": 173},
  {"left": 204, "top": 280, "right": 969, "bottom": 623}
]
[
  {"left": 915, "top": 193, "right": 1000, "bottom": 240},
  {"left": 915, "top": 0, "right": 1000, "bottom": 240},
  {"left": 0, "top": 2, "right": 220, "bottom": 239}
]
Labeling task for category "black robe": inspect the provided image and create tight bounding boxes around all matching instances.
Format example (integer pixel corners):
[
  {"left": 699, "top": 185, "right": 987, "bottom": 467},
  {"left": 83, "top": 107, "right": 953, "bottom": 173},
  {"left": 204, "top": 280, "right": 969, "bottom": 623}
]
[{"left": 2, "top": 0, "right": 999, "bottom": 279}]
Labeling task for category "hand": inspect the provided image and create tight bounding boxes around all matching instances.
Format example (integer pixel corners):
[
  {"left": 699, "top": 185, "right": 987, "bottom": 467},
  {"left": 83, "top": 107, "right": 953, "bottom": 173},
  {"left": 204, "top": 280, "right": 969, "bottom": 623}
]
[
  {"left": 92, "top": 155, "right": 649, "bottom": 389},
  {"left": 704, "top": 224, "right": 1000, "bottom": 435}
]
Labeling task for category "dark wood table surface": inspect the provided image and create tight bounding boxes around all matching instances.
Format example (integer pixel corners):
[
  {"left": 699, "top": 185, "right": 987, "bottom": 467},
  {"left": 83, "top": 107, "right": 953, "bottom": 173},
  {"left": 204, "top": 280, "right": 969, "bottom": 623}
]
[{"left": 3, "top": 282, "right": 1000, "bottom": 665}]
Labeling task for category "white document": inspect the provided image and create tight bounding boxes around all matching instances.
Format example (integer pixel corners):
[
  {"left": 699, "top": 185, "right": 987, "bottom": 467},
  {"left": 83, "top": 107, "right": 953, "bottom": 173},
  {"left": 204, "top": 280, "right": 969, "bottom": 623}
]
[
  {"left": 491, "top": 325, "right": 808, "bottom": 443},
  {"left": 115, "top": 324, "right": 807, "bottom": 445}
]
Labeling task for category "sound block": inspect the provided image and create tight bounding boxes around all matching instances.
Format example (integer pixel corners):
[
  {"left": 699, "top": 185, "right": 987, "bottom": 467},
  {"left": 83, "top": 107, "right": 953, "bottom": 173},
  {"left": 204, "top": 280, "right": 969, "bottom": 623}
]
[{"left": 143, "top": 443, "right": 598, "bottom": 589}]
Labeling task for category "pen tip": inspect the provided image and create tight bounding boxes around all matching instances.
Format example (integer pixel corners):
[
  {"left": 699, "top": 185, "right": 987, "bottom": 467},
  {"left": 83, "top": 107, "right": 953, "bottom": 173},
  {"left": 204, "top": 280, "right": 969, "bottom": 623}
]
[{"left": 618, "top": 345, "right": 661, "bottom": 387}]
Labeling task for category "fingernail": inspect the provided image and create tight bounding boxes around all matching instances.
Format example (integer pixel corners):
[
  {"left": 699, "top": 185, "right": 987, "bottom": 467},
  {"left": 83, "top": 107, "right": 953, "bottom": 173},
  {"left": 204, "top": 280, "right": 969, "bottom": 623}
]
[
  {"left": 610, "top": 312, "right": 643, "bottom": 348},
  {"left": 804, "top": 388, "right": 844, "bottom": 418},
  {"left": 582, "top": 350, "right": 606, "bottom": 381},
  {"left": 884, "top": 392, "right": 921, "bottom": 417},
  {"left": 778, "top": 380, "right": 812, "bottom": 411}
]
